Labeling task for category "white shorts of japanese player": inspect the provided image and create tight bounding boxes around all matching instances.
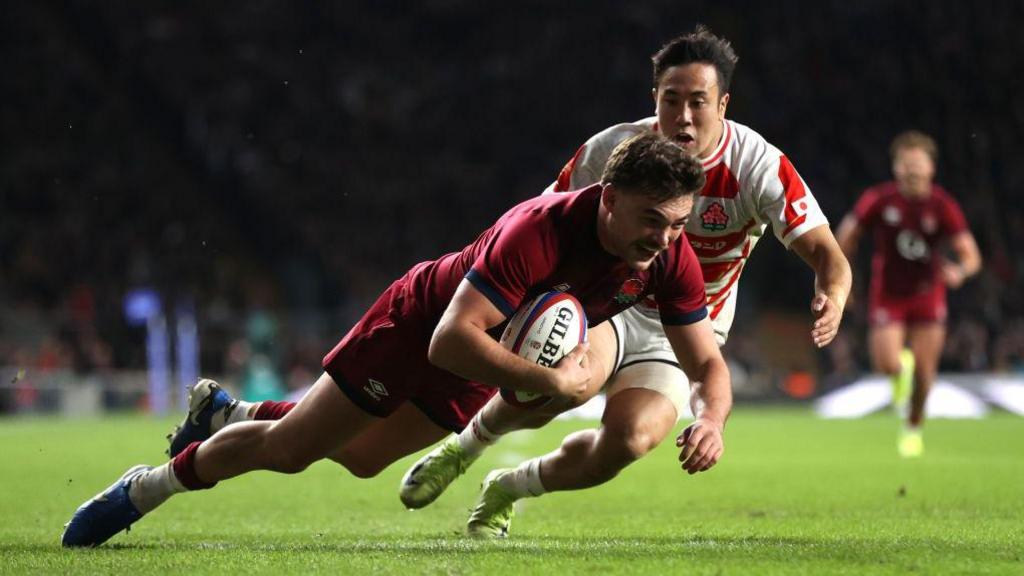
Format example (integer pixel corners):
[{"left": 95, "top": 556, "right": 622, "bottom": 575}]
[{"left": 606, "top": 305, "right": 720, "bottom": 421}]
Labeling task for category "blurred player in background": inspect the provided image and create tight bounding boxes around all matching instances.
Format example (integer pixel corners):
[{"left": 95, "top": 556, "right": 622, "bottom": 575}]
[
  {"left": 398, "top": 25, "right": 852, "bottom": 536},
  {"left": 62, "top": 133, "right": 730, "bottom": 547},
  {"left": 836, "top": 130, "right": 981, "bottom": 457}
]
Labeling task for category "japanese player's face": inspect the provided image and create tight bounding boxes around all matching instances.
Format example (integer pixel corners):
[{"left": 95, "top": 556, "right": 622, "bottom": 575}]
[
  {"left": 892, "top": 147, "right": 935, "bottom": 199},
  {"left": 653, "top": 63, "right": 729, "bottom": 159},
  {"left": 602, "top": 186, "right": 693, "bottom": 271}
]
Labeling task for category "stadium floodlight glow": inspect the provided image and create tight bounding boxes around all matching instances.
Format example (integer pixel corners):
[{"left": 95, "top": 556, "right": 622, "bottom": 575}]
[
  {"left": 984, "top": 379, "right": 1024, "bottom": 415},
  {"left": 124, "top": 289, "right": 161, "bottom": 325},
  {"left": 815, "top": 377, "right": 991, "bottom": 419},
  {"left": 814, "top": 378, "right": 891, "bottom": 419},
  {"left": 123, "top": 288, "right": 171, "bottom": 415}
]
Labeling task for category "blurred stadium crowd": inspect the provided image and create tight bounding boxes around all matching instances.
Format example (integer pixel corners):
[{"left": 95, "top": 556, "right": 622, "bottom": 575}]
[{"left": 3, "top": 1, "right": 1023, "bottom": 408}]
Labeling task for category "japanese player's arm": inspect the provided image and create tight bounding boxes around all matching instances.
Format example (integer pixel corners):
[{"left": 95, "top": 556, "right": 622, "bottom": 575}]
[
  {"left": 790, "top": 225, "right": 851, "bottom": 311},
  {"left": 755, "top": 153, "right": 850, "bottom": 346},
  {"left": 429, "top": 280, "right": 579, "bottom": 396},
  {"left": 790, "top": 225, "right": 852, "bottom": 347}
]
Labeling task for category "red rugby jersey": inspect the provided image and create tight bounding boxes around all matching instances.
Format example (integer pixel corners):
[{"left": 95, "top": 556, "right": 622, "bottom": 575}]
[
  {"left": 852, "top": 181, "right": 968, "bottom": 298},
  {"left": 402, "top": 185, "right": 708, "bottom": 328}
]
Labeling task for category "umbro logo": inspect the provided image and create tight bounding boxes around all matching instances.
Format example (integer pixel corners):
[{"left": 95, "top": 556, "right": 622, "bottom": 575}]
[{"left": 364, "top": 379, "right": 389, "bottom": 401}]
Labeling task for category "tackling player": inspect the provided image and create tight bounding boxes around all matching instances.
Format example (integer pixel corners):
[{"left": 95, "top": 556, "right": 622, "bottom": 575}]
[
  {"left": 61, "top": 133, "right": 731, "bottom": 547},
  {"left": 397, "top": 25, "right": 853, "bottom": 537},
  {"left": 836, "top": 130, "right": 980, "bottom": 457}
]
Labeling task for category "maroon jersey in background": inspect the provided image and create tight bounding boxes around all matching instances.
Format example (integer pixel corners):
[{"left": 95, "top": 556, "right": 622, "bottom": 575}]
[{"left": 852, "top": 181, "right": 967, "bottom": 301}]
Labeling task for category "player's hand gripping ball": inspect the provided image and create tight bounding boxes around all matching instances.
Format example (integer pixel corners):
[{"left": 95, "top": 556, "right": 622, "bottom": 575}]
[{"left": 499, "top": 290, "right": 587, "bottom": 408}]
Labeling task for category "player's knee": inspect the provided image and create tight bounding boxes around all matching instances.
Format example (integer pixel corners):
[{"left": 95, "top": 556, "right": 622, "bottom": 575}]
[
  {"left": 335, "top": 448, "right": 386, "bottom": 479},
  {"left": 622, "top": 428, "right": 661, "bottom": 460},
  {"left": 600, "top": 423, "right": 661, "bottom": 465}
]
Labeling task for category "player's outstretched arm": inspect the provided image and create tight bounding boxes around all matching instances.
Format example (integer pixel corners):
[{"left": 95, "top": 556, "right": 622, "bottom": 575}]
[
  {"left": 834, "top": 214, "right": 863, "bottom": 260},
  {"left": 429, "top": 280, "right": 591, "bottom": 400},
  {"left": 664, "top": 318, "right": 731, "bottom": 475},
  {"left": 940, "top": 231, "right": 982, "bottom": 289},
  {"left": 791, "top": 224, "right": 853, "bottom": 348}
]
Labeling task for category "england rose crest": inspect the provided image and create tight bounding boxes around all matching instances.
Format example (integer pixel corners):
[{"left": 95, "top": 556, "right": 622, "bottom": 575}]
[{"left": 613, "top": 278, "right": 646, "bottom": 305}]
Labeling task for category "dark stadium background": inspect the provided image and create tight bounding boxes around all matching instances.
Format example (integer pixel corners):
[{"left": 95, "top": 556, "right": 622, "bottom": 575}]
[{"left": 3, "top": 1, "right": 1022, "bottom": 411}]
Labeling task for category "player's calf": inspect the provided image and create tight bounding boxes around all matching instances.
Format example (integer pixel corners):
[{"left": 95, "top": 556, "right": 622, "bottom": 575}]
[{"left": 561, "top": 429, "right": 625, "bottom": 487}]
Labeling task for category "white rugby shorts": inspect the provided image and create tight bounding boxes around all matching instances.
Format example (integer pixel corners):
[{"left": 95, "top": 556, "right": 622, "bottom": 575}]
[{"left": 607, "top": 306, "right": 701, "bottom": 419}]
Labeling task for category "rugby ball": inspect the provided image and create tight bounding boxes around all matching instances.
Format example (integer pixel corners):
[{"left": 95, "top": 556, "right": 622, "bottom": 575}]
[{"left": 499, "top": 290, "right": 587, "bottom": 408}]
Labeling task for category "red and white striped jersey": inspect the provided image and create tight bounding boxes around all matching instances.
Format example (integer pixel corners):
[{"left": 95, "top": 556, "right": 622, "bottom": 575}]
[{"left": 547, "top": 117, "right": 828, "bottom": 342}]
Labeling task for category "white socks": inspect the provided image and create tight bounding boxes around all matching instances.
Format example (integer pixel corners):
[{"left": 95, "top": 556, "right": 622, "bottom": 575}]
[
  {"left": 127, "top": 463, "right": 187, "bottom": 514},
  {"left": 456, "top": 412, "right": 502, "bottom": 457},
  {"left": 210, "top": 400, "right": 257, "bottom": 433},
  {"left": 498, "top": 457, "right": 547, "bottom": 499}
]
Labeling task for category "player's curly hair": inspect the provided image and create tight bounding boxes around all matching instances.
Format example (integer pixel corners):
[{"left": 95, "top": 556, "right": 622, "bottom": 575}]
[
  {"left": 601, "top": 133, "right": 705, "bottom": 200},
  {"left": 652, "top": 25, "right": 739, "bottom": 95}
]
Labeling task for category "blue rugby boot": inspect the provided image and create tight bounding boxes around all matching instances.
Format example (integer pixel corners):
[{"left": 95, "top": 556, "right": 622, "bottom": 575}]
[
  {"left": 61, "top": 465, "right": 151, "bottom": 547},
  {"left": 167, "top": 379, "right": 238, "bottom": 457}
]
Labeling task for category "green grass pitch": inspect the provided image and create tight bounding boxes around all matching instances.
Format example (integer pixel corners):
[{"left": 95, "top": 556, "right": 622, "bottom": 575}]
[{"left": 1, "top": 408, "right": 1022, "bottom": 574}]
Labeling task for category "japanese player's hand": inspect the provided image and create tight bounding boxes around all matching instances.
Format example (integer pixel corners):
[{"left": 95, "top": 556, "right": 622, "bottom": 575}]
[
  {"left": 676, "top": 418, "right": 724, "bottom": 475},
  {"left": 550, "top": 341, "right": 592, "bottom": 401},
  {"left": 810, "top": 292, "right": 842, "bottom": 348}
]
